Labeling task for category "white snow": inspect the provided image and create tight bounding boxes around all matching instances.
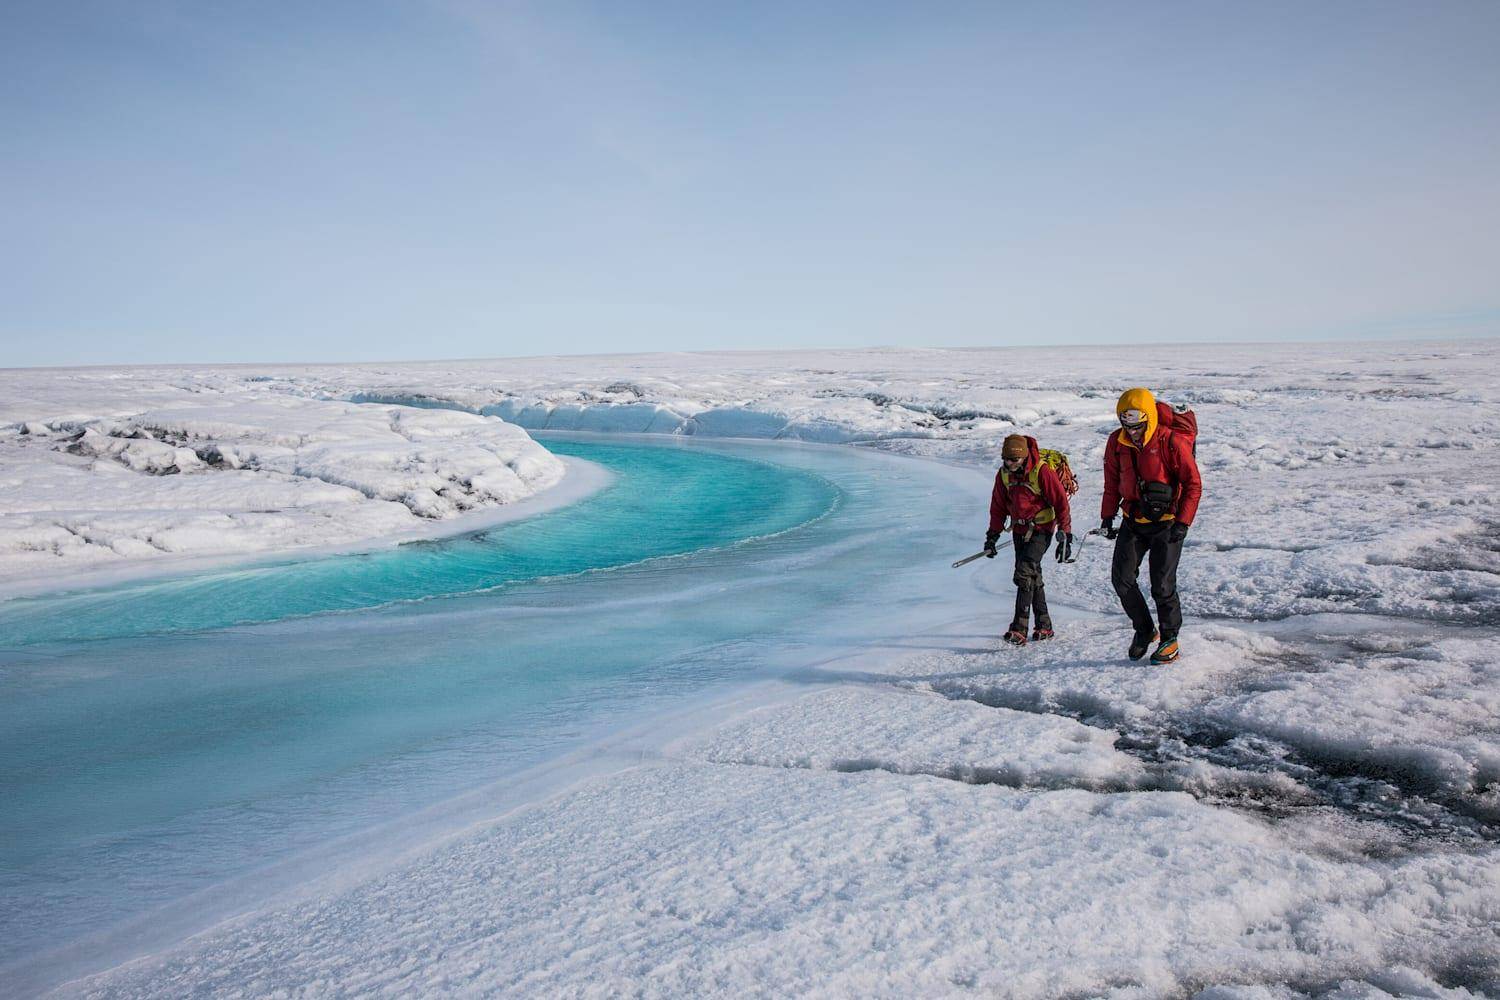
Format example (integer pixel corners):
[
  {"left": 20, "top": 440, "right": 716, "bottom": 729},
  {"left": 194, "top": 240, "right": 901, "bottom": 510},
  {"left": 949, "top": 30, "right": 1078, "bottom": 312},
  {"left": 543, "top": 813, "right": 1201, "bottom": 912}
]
[
  {"left": 9, "top": 339, "right": 1500, "bottom": 996},
  {"left": 62, "top": 762, "right": 1500, "bottom": 999},
  {"left": 679, "top": 685, "right": 1143, "bottom": 791},
  {"left": 0, "top": 381, "right": 565, "bottom": 588}
]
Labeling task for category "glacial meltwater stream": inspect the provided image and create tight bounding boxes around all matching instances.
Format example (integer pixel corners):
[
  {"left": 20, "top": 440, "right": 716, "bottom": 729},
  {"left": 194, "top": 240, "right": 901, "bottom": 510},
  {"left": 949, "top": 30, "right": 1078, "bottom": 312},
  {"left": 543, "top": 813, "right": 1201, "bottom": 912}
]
[{"left": 0, "top": 435, "right": 994, "bottom": 993}]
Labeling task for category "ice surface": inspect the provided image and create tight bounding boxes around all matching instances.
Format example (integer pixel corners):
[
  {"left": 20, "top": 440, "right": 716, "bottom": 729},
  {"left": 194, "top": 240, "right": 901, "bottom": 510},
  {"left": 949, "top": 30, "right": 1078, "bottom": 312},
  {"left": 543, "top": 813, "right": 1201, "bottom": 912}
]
[
  {"left": 5, "top": 340, "right": 1499, "bottom": 996},
  {"left": 62, "top": 763, "right": 1500, "bottom": 999},
  {"left": 679, "top": 686, "right": 1142, "bottom": 791},
  {"left": 0, "top": 391, "right": 562, "bottom": 587},
  {"left": 7, "top": 343, "right": 1499, "bottom": 619}
]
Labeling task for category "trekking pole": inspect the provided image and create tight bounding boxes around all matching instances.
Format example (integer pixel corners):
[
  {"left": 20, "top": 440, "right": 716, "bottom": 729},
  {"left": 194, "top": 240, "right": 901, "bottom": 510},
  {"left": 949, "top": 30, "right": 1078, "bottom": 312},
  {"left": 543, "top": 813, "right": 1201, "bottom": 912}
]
[{"left": 952, "top": 537, "right": 1013, "bottom": 568}]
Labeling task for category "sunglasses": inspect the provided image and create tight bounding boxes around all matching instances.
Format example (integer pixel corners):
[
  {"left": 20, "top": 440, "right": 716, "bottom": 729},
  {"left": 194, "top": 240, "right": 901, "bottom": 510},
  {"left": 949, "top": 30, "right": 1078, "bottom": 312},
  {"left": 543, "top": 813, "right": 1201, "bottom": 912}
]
[
  {"left": 1002, "top": 455, "right": 1024, "bottom": 465},
  {"left": 1119, "top": 418, "right": 1148, "bottom": 432}
]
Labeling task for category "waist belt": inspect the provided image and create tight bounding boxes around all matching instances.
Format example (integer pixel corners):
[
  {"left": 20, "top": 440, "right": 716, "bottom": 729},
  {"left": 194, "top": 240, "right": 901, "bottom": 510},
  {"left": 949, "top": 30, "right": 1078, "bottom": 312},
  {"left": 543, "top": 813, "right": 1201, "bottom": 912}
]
[{"left": 1011, "top": 515, "right": 1056, "bottom": 541}]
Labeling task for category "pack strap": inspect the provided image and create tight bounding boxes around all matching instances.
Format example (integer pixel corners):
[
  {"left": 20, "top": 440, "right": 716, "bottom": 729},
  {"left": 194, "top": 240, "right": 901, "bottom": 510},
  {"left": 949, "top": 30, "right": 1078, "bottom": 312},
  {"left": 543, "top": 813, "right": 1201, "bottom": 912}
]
[{"left": 1000, "top": 464, "right": 1056, "bottom": 525}]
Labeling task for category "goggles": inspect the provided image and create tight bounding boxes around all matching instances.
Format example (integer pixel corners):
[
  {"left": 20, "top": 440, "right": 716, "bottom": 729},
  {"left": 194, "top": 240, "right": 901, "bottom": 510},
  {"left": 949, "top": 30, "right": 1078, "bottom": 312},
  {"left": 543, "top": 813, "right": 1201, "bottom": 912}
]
[{"left": 1119, "top": 409, "right": 1149, "bottom": 432}]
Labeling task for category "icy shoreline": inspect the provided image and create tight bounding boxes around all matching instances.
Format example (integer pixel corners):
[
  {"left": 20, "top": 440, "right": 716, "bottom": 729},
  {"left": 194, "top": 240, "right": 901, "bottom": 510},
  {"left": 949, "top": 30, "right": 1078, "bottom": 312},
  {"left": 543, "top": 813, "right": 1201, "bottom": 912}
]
[
  {"left": 0, "top": 390, "right": 570, "bottom": 592},
  {"left": 0, "top": 455, "right": 610, "bottom": 602}
]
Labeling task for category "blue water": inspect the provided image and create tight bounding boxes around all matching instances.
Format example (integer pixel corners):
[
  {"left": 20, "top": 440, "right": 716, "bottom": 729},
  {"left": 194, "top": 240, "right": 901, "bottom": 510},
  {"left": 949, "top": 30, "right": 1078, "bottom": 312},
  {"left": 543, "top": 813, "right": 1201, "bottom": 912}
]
[
  {"left": 0, "top": 435, "right": 990, "bottom": 992},
  {"left": 0, "top": 440, "right": 837, "bottom": 646}
]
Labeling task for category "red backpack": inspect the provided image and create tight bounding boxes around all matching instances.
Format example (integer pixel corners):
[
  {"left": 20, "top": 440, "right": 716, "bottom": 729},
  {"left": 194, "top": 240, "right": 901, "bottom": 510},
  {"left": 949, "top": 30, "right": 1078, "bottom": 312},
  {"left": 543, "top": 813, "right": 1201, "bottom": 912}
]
[{"left": 1156, "top": 401, "right": 1198, "bottom": 456}]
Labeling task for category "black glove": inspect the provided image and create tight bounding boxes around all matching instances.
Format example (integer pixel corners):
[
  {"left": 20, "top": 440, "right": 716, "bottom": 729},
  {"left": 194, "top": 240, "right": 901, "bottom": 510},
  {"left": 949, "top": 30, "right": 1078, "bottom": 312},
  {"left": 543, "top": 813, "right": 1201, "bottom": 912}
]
[
  {"left": 1100, "top": 517, "right": 1118, "bottom": 540},
  {"left": 1168, "top": 521, "right": 1190, "bottom": 543},
  {"left": 1054, "top": 531, "right": 1075, "bottom": 563},
  {"left": 984, "top": 529, "right": 1000, "bottom": 558}
]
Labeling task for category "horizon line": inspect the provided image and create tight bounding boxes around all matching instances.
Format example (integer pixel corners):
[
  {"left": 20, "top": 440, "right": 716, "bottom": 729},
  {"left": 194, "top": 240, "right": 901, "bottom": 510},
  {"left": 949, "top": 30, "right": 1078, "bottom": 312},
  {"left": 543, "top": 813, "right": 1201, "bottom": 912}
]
[{"left": 6, "top": 330, "right": 1499, "bottom": 374}]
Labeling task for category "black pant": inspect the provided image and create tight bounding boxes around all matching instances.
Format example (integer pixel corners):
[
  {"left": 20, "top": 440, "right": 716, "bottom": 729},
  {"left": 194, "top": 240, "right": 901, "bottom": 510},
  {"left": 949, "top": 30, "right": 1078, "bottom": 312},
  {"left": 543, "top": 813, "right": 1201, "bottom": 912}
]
[
  {"left": 1011, "top": 531, "right": 1053, "bottom": 630},
  {"left": 1110, "top": 522, "right": 1184, "bottom": 638}
]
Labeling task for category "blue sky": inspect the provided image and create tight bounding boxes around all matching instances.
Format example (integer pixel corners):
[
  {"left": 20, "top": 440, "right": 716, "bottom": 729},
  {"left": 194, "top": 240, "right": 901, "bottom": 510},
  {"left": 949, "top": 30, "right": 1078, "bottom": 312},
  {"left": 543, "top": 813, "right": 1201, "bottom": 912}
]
[{"left": 4, "top": 0, "right": 1498, "bottom": 365}]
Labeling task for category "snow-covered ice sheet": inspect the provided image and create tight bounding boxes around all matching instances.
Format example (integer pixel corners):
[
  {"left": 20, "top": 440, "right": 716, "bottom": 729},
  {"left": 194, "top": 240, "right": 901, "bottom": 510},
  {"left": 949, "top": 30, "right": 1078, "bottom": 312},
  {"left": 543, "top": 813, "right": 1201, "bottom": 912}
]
[
  {"left": 7, "top": 341, "right": 1499, "bottom": 617},
  {"left": 62, "top": 762, "right": 1499, "bottom": 999},
  {"left": 679, "top": 685, "right": 1141, "bottom": 791},
  {"left": 9, "top": 339, "right": 1500, "bottom": 996},
  {"left": 0, "top": 385, "right": 563, "bottom": 588},
  {"left": 872, "top": 617, "right": 1500, "bottom": 842},
  {"left": 63, "top": 611, "right": 1500, "bottom": 996}
]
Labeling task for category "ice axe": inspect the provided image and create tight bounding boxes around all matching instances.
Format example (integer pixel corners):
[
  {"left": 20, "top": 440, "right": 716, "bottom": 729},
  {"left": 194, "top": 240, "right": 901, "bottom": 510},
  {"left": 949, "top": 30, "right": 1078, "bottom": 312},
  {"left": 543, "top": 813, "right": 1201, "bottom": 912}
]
[
  {"left": 1060, "top": 528, "right": 1104, "bottom": 564},
  {"left": 952, "top": 536, "right": 1013, "bottom": 568}
]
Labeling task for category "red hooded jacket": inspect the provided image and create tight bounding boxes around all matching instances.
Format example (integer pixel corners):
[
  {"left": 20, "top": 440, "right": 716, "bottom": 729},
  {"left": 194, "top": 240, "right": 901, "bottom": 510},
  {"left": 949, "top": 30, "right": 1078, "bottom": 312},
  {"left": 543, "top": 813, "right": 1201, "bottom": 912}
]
[
  {"left": 989, "top": 436, "right": 1073, "bottom": 536},
  {"left": 1102, "top": 422, "right": 1202, "bottom": 526}
]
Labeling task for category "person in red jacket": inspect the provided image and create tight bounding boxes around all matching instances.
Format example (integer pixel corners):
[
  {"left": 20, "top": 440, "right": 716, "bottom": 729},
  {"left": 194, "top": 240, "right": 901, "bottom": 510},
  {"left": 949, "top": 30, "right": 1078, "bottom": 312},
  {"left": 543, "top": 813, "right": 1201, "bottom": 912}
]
[
  {"left": 1100, "top": 387, "right": 1202, "bottom": 664},
  {"left": 985, "top": 434, "right": 1074, "bottom": 646}
]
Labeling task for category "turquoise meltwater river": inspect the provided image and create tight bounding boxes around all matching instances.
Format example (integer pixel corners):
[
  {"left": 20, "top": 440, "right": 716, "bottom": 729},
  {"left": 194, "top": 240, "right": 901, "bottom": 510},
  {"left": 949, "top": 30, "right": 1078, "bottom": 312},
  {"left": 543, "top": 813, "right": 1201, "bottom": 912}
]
[
  {"left": 0, "top": 439, "right": 838, "bottom": 646},
  {"left": 0, "top": 435, "right": 993, "bottom": 993}
]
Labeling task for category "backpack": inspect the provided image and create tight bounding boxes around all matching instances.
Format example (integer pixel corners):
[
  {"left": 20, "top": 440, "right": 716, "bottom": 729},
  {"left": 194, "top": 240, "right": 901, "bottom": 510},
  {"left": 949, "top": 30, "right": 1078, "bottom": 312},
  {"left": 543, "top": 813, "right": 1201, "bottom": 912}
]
[
  {"left": 1002, "top": 445, "right": 1079, "bottom": 498},
  {"left": 1121, "top": 402, "right": 1199, "bottom": 522},
  {"left": 1039, "top": 447, "right": 1080, "bottom": 496},
  {"left": 1155, "top": 401, "right": 1198, "bottom": 456}
]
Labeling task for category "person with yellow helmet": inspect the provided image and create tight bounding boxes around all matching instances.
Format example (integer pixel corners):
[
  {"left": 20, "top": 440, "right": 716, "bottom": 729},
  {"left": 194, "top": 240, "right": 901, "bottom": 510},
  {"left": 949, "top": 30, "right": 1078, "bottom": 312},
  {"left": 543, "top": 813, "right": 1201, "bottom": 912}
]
[{"left": 1100, "top": 388, "right": 1202, "bottom": 663}]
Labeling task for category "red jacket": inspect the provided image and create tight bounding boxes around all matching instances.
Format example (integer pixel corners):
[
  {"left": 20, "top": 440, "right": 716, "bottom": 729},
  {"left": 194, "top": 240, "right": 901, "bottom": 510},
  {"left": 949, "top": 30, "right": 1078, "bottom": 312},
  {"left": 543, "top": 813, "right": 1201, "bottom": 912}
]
[
  {"left": 989, "top": 437, "right": 1072, "bottom": 535},
  {"left": 1102, "top": 425, "right": 1202, "bottom": 526}
]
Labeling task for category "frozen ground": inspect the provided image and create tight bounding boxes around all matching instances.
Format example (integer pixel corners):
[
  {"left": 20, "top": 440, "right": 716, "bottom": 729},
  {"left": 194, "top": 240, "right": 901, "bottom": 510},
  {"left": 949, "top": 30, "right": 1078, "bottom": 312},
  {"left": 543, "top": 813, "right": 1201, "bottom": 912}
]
[
  {"left": 6, "top": 340, "right": 1500, "bottom": 996},
  {"left": 0, "top": 376, "right": 564, "bottom": 589}
]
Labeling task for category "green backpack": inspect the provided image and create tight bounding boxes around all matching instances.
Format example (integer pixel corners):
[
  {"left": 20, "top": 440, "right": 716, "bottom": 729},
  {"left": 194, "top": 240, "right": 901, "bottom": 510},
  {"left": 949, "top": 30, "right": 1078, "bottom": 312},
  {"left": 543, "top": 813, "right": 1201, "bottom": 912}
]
[{"left": 1001, "top": 447, "right": 1080, "bottom": 496}]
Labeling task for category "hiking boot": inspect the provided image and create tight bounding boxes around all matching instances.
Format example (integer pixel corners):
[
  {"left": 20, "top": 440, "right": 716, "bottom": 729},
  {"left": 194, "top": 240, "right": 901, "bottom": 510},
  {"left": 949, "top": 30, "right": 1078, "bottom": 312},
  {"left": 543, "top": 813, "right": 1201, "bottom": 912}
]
[
  {"left": 1150, "top": 635, "right": 1181, "bottom": 664},
  {"left": 1003, "top": 625, "right": 1028, "bottom": 646},
  {"left": 1128, "top": 630, "right": 1158, "bottom": 661},
  {"left": 1031, "top": 626, "right": 1055, "bottom": 642}
]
